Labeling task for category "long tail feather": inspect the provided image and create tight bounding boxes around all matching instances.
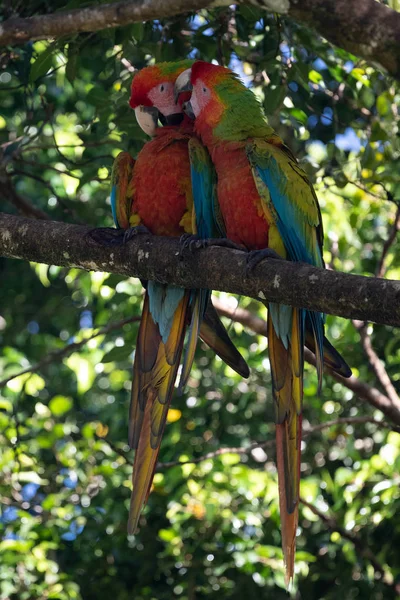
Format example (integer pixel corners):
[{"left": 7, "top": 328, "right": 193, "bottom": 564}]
[
  {"left": 305, "top": 322, "right": 351, "bottom": 378},
  {"left": 199, "top": 299, "right": 250, "bottom": 378},
  {"left": 128, "top": 289, "right": 190, "bottom": 534},
  {"left": 268, "top": 309, "right": 303, "bottom": 585},
  {"left": 178, "top": 290, "right": 208, "bottom": 393}
]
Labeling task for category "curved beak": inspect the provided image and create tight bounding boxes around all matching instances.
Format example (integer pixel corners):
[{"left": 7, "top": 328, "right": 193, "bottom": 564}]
[
  {"left": 174, "top": 68, "right": 192, "bottom": 103},
  {"left": 134, "top": 105, "right": 159, "bottom": 137}
]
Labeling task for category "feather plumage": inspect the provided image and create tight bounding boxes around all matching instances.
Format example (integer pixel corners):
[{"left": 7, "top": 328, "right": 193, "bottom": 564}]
[
  {"left": 182, "top": 60, "right": 352, "bottom": 584},
  {"left": 110, "top": 63, "right": 249, "bottom": 535}
]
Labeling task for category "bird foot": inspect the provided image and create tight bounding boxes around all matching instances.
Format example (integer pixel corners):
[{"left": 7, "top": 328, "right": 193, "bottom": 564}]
[
  {"left": 206, "top": 238, "right": 246, "bottom": 252},
  {"left": 179, "top": 234, "right": 208, "bottom": 258},
  {"left": 179, "top": 235, "right": 245, "bottom": 260},
  {"left": 87, "top": 227, "right": 126, "bottom": 247},
  {"left": 123, "top": 225, "right": 151, "bottom": 244},
  {"left": 246, "top": 248, "right": 281, "bottom": 276}
]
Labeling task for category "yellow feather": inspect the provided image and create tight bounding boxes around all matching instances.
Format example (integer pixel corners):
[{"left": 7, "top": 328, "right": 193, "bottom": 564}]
[
  {"left": 268, "top": 310, "right": 303, "bottom": 585},
  {"left": 128, "top": 292, "right": 191, "bottom": 534}
]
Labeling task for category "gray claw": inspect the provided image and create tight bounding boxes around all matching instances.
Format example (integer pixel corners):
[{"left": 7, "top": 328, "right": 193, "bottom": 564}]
[
  {"left": 246, "top": 248, "right": 281, "bottom": 276},
  {"left": 123, "top": 225, "right": 150, "bottom": 244}
]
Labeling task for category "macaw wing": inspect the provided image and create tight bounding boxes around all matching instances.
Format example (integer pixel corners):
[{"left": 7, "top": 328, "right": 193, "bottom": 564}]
[
  {"left": 175, "top": 137, "right": 225, "bottom": 392},
  {"left": 246, "top": 137, "right": 323, "bottom": 268},
  {"left": 188, "top": 136, "right": 225, "bottom": 238},
  {"left": 110, "top": 152, "right": 135, "bottom": 229},
  {"left": 247, "top": 137, "right": 325, "bottom": 384}
]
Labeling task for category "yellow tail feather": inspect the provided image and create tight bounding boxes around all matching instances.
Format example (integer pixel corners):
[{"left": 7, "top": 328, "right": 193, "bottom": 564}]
[
  {"left": 268, "top": 309, "right": 303, "bottom": 585},
  {"left": 128, "top": 290, "right": 190, "bottom": 534}
]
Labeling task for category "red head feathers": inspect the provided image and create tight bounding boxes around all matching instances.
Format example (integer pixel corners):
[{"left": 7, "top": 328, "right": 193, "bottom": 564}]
[{"left": 129, "top": 60, "right": 193, "bottom": 109}]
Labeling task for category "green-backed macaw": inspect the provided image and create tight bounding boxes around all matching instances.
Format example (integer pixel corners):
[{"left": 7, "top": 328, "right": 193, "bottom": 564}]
[
  {"left": 110, "top": 61, "right": 249, "bottom": 535},
  {"left": 175, "top": 61, "right": 351, "bottom": 583}
]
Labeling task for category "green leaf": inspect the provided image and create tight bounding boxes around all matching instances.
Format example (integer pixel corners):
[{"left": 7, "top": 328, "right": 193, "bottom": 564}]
[
  {"left": 102, "top": 345, "right": 132, "bottom": 363},
  {"left": 66, "top": 45, "right": 79, "bottom": 84},
  {"left": 370, "top": 121, "right": 389, "bottom": 142},
  {"left": 29, "top": 45, "right": 55, "bottom": 82},
  {"left": 87, "top": 86, "right": 109, "bottom": 108},
  {"left": 308, "top": 69, "right": 323, "bottom": 84},
  {"left": 49, "top": 395, "right": 73, "bottom": 416},
  {"left": 376, "top": 92, "right": 391, "bottom": 117},
  {"left": 264, "top": 85, "right": 286, "bottom": 114}
]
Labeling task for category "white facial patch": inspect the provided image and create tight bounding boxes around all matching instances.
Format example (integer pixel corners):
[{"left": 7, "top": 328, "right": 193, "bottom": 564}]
[
  {"left": 148, "top": 82, "right": 179, "bottom": 116},
  {"left": 190, "top": 88, "right": 200, "bottom": 117}
]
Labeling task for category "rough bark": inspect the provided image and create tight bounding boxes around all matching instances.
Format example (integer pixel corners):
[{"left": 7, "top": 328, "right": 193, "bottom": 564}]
[
  {"left": 1, "top": 212, "right": 400, "bottom": 327},
  {"left": 288, "top": 0, "right": 400, "bottom": 79},
  {"left": 1, "top": 0, "right": 400, "bottom": 79}
]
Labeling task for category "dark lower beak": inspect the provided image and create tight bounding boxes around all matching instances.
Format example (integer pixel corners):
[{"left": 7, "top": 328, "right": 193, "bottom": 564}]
[
  {"left": 142, "top": 105, "right": 159, "bottom": 123},
  {"left": 182, "top": 100, "right": 195, "bottom": 120},
  {"left": 160, "top": 113, "right": 184, "bottom": 126}
]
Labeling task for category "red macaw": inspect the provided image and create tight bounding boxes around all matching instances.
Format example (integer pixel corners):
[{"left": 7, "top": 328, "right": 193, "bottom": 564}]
[
  {"left": 175, "top": 61, "right": 351, "bottom": 583},
  {"left": 110, "top": 61, "right": 249, "bottom": 534}
]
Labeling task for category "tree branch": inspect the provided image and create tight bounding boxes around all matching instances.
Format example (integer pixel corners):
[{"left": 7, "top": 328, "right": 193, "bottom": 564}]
[
  {"left": 0, "top": 0, "right": 216, "bottom": 45},
  {"left": 288, "top": 0, "right": 400, "bottom": 79},
  {"left": 1, "top": 0, "right": 400, "bottom": 79},
  {"left": 213, "top": 298, "right": 400, "bottom": 426},
  {"left": 1, "top": 212, "right": 400, "bottom": 327}
]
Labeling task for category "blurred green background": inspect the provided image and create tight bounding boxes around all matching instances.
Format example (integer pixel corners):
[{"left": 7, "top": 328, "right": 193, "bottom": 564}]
[{"left": 1, "top": 2, "right": 400, "bottom": 598}]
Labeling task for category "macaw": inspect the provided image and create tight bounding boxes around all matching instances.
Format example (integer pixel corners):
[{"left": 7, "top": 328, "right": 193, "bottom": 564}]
[
  {"left": 110, "top": 61, "right": 249, "bottom": 535},
  {"left": 175, "top": 61, "right": 351, "bottom": 583}
]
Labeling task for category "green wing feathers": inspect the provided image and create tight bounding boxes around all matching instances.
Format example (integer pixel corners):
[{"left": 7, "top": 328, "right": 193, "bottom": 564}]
[{"left": 247, "top": 137, "right": 324, "bottom": 268}]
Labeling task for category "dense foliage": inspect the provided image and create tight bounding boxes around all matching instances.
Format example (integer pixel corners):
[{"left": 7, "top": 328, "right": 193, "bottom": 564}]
[{"left": 1, "top": 3, "right": 400, "bottom": 599}]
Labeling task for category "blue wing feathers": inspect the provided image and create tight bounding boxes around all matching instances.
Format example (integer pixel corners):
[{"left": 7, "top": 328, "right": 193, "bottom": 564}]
[
  {"left": 255, "top": 155, "right": 324, "bottom": 364},
  {"left": 148, "top": 282, "right": 185, "bottom": 343},
  {"left": 110, "top": 185, "right": 119, "bottom": 228}
]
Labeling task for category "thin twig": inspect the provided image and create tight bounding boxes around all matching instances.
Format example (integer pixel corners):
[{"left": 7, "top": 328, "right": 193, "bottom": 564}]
[
  {"left": 353, "top": 320, "right": 400, "bottom": 412},
  {"left": 155, "top": 416, "right": 398, "bottom": 470},
  {"left": 10, "top": 168, "right": 84, "bottom": 223},
  {"left": 213, "top": 297, "right": 400, "bottom": 426},
  {"left": 0, "top": 315, "right": 140, "bottom": 390},
  {"left": 100, "top": 416, "right": 398, "bottom": 469},
  {"left": 0, "top": 178, "right": 49, "bottom": 220}
]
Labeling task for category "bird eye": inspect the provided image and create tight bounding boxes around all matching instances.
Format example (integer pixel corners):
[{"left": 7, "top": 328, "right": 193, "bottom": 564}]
[
  {"left": 160, "top": 84, "right": 164, "bottom": 92},
  {"left": 203, "top": 87, "right": 207, "bottom": 93}
]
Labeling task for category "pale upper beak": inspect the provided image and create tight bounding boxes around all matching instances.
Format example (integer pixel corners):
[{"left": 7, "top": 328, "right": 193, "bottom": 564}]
[
  {"left": 174, "top": 68, "right": 193, "bottom": 103},
  {"left": 134, "top": 105, "right": 159, "bottom": 137}
]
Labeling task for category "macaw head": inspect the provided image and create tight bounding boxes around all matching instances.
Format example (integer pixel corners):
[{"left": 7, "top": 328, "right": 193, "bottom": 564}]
[
  {"left": 130, "top": 60, "right": 193, "bottom": 137},
  {"left": 175, "top": 61, "right": 268, "bottom": 142}
]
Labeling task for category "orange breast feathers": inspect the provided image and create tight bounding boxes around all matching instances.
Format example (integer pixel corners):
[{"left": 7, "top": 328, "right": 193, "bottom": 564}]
[
  {"left": 211, "top": 143, "right": 270, "bottom": 250},
  {"left": 132, "top": 129, "right": 193, "bottom": 237}
]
